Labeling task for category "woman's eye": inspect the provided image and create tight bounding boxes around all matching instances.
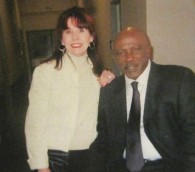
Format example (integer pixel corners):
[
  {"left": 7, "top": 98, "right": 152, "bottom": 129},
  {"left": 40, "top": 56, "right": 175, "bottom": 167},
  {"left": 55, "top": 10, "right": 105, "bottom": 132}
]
[
  {"left": 64, "top": 30, "right": 71, "bottom": 34},
  {"left": 79, "top": 28, "right": 85, "bottom": 32}
]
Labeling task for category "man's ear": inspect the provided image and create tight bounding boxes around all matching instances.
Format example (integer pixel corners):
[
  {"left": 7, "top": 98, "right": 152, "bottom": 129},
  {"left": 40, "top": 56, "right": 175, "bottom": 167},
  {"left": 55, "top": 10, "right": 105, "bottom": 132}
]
[{"left": 147, "top": 46, "right": 153, "bottom": 60}]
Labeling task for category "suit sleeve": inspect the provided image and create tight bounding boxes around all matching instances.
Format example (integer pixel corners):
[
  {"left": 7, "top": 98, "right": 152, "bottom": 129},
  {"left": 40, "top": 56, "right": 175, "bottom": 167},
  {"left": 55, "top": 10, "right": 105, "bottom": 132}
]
[{"left": 179, "top": 69, "right": 195, "bottom": 172}]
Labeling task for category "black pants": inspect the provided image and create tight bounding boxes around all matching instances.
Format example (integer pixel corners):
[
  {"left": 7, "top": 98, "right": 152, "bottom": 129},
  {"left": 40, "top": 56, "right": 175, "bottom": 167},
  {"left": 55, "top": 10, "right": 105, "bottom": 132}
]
[
  {"left": 48, "top": 149, "right": 90, "bottom": 172},
  {"left": 108, "top": 159, "right": 178, "bottom": 172}
]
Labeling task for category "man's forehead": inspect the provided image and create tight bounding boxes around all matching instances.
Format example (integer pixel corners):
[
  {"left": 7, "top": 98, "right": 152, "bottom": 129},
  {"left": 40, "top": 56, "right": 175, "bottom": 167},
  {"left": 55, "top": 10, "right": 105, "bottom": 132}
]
[
  {"left": 114, "top": 31, "right": 150, "bottom": 48},
  {"left": 114, "top": 34, "right": 142, "bottom": 47},
  {"left": 126, "top": 26, "right": 134, "bottom": 31}
]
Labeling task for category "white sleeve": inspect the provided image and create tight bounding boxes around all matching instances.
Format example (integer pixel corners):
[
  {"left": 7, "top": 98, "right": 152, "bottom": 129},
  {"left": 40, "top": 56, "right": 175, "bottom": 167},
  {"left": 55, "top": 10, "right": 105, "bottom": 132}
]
[{"left": 25, "top": 65, "right": 53, "bottom": 170}]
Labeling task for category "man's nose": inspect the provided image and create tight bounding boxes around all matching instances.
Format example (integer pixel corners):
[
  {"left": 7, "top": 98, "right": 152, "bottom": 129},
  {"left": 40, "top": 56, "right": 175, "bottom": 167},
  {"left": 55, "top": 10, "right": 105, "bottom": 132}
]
[{"left": 125, "top": 51, "right": 134, "bottom": 61}]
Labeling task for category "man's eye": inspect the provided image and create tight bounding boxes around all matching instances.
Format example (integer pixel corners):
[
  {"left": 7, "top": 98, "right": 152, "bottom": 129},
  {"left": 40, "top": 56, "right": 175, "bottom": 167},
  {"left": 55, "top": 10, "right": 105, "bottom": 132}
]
[
  {"left": 132, "top": 47, "right": 142, "bottom": 52},
  {"left": 113, "top": 50, "right": 126, "bottom": 58},
  {"left": 116, "top": 50, "right": 125, "bottom": 55},
  {"left": 116, "top": 51, "right": 122, "bottom": 55}
]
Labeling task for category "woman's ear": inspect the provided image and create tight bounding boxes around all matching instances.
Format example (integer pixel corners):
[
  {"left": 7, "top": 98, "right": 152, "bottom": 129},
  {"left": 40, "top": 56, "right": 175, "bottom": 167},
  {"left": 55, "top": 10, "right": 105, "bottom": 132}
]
[
  {"left": 90, "top": 37, "right": 94, "bottom": 43},
  {"left": 61, "top": 40, "right": 64, "bottom": 46},
  {"left": 90, "top": 34, "right": 94, "bottom": 42}
]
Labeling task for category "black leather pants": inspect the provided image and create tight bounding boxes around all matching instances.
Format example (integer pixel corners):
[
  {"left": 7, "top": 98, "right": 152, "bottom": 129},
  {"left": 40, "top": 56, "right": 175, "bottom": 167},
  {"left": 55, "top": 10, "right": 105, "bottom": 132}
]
[{"left": 48, "top": 149, "right": 89, "bottom": 172}]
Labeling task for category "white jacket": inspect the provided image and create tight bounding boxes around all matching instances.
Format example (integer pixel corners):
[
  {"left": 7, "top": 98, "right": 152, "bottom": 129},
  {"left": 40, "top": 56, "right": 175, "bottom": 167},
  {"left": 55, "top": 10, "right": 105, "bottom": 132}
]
[{"left": 25, "top": 54, "right": 100, "bottom": 170}]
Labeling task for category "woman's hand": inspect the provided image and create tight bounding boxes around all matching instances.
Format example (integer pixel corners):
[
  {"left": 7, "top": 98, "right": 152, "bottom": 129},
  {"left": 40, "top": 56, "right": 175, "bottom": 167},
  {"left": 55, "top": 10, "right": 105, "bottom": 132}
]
[
  {"left": 38, "top": 168, "right": 51, "bottom": 172},
  {"left": 98, "top": 70, "right": 115, "bottom": 87}
]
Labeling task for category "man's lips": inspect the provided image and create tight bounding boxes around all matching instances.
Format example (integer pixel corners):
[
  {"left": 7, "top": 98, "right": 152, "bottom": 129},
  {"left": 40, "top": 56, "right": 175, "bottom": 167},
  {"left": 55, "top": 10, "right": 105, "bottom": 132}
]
[{"left": 124, "top": 64, "right": 135, "bottom": 71}]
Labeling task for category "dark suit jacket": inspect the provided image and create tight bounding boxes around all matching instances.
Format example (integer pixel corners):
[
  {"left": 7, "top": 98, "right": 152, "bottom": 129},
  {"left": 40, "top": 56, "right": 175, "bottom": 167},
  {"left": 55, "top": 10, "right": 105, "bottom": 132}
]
[{"left": 91, "top": 62, "right": 195, "bottom": 172}]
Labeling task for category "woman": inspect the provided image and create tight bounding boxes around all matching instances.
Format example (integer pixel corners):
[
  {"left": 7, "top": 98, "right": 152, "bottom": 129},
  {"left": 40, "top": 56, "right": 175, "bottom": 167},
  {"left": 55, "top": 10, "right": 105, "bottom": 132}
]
[{"left": 25, "top": 6, "right": 114, "bottom": 172}]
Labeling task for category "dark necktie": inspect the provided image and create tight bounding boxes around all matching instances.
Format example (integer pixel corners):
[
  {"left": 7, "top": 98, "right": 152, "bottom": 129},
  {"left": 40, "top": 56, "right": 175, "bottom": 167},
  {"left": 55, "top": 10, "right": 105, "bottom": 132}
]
[{"left": 126, "top": 81, "right": 144, "bottom": 172}]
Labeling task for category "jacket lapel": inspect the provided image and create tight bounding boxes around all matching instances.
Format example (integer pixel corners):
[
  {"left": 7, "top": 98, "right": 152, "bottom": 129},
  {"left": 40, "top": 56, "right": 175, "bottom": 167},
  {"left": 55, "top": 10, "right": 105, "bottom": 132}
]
[{"left": 144, "top": 62, "right": 164, "bottom": 123}]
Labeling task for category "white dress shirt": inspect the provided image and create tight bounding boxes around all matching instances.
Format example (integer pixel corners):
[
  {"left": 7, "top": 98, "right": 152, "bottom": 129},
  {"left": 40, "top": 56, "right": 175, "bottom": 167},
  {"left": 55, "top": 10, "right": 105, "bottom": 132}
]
[{"left": 125, "top": 60, "right": 161, "bottom": 160}]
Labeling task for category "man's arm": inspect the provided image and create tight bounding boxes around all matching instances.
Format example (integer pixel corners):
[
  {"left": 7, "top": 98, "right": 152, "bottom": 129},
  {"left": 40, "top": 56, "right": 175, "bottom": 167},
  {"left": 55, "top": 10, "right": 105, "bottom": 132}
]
[{"left": 179, "top": 68, "right": 195, "bottom": 172}]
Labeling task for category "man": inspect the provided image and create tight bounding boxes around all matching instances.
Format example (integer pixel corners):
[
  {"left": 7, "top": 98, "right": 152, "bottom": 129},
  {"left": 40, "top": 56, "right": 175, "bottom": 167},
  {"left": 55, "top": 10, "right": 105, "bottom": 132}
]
[{"left": 91, "top": 27, "right": 195, "bottom": 172}]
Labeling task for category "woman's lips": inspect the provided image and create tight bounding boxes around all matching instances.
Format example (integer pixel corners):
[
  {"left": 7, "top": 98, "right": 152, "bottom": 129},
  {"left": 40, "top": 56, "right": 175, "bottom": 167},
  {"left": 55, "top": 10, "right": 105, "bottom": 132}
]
[{"left": 71, "top": 43, "right": 82, "bottom": 48}]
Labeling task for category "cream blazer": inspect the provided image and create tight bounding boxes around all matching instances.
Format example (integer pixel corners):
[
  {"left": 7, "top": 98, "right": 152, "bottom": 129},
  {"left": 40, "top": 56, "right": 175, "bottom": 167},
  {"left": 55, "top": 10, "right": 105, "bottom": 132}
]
[{"left": 25, "top": 54, "right": 100, "bottom": 170}]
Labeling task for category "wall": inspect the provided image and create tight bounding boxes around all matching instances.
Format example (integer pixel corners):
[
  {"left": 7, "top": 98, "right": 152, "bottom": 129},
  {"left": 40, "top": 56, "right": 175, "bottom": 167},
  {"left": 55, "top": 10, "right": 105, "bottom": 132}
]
[
  {"left": 147, "top": 0, "right": 195, "bottom": 71},
  {"left": 0, "top": 0, "right": 25, "bottom": 87},
  {"left": 18, "top": 0, "right": 77, "bottom": 76},
  {"left": 120, "top": 0, "right": 146, "bottom": 32},
  {"left": 0, "top": 1, "right": 30, "bottom": 170},
  {"left": 19, "top": 0, "right": 116, "bottom": 72},
  {"left": 93, "top": 0, "right": 113, "bottom": 70},
  {"left": 16, "top": 0, "right": 195, "bottom": 73},
  {"left": 19, "top": 0, "right": 77, "bottom": 30},
  {"left": 78, "top": 0, "right": 113, "bottom": 70}
]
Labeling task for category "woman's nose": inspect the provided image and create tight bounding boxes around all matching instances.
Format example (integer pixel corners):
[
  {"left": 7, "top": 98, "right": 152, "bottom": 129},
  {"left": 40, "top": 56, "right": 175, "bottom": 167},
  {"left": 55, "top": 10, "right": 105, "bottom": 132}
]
[{"left": 72, "top": 32, "right": 79, "bottom": 40}]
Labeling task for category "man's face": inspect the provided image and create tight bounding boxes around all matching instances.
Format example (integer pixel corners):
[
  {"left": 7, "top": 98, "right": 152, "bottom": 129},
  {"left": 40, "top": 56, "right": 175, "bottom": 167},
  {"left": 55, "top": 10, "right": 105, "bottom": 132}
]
[{"left": 113, "top": 31, "right": 152, "bottom": 80}]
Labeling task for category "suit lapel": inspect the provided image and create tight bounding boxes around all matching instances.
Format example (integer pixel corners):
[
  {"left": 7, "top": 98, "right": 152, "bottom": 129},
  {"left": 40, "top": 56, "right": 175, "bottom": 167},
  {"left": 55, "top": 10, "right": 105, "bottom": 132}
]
[
  {"left": 113, "top": 76, "right": 127, "bottom": 122},
  {"left": 144, "top": 62, "right": 164, "bottom": 123}
]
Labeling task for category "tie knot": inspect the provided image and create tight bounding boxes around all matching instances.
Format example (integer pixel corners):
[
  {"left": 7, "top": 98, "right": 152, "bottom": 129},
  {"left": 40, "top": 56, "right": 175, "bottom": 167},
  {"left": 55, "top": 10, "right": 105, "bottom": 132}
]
[{"left": 131, "top": 81, "right": 138, "bottom": 90}]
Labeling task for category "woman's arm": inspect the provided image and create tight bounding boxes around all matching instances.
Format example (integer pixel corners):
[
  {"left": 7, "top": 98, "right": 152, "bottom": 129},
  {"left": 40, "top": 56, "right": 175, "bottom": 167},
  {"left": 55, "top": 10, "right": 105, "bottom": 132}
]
[
  {"left": 25, "top": 65, "right": 54, "bottom": 169},
  {"left": 38, "top": 168, "right": 51, "bottom": 172}
]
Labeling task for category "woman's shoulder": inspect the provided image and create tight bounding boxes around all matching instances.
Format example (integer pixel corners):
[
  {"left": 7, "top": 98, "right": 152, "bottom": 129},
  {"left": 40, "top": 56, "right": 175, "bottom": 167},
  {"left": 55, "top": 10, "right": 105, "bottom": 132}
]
[
  {"left": 32, "top": 60, "right": 57, "bottom": 80},
  {"left": 35, "top": 59, "right": 56, "bottom": 71}
]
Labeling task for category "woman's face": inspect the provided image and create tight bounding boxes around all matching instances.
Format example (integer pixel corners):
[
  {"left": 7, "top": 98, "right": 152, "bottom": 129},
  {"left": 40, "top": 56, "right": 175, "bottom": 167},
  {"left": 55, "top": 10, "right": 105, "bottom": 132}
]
[{"left": 61, "top": 18, "right": 93, "bottom": 57}]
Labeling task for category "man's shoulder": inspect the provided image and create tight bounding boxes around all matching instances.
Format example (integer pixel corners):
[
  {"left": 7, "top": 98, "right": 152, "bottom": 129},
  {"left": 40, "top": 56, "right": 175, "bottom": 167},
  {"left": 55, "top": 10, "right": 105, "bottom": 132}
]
[
  {"left": 152, "top": 62, "right": 194, "bottom": 77},
  {"left": 153, "top": 62, "right": 191, "bottom": 70},
  {"left": 102, "top": 75, "right": 124, "bottom": 89},
  {"left": 100, "top": 75, "right": 125, "bottom": 98}
]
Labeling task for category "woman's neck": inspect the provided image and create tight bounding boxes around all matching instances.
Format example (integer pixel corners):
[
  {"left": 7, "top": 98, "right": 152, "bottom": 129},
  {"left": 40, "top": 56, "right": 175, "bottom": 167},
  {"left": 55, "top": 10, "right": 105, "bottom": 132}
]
[{"left": 66, "top": 51, "right": 88, "bottom": 59}]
